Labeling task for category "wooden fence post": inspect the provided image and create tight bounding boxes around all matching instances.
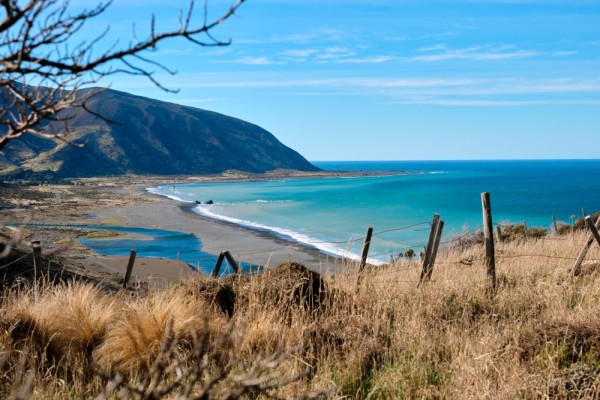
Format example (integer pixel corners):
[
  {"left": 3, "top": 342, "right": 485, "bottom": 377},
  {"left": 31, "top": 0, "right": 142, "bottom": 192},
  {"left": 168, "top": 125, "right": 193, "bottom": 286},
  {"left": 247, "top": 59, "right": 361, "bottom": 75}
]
[
  {"left": 571, "top": 214, "right": 600, "bottom": 277},
  {"left": 212, "top": 251, "right": 240, "bottom": 278},
  {"left": 585, "top": 216, "right": 600, "bottom": 247},
  {"left": 523, "top": 220, "right": 528, "bottom": 236},
  {"left": 583, "top": 208, "right": 587, "bottom": 218},
  {"left": 552, "top": 214, "right": 558, "bottom": 233},
  {"left": 420, "top": 214, "right": 440, "bottom": 284},
  {"left": 31, "top": 241, "right": 42, "bottom": 282},
  {"left": 425, "top": 220, "right": 444, "bottom": 282},
  {"left": 212, "top": 252, "right": 226, "bottom": 278},
  {"left": 481, "top": 193, "right": 496, "bottom": 292},
  {"left": 223, "top": 251, "right": 240, "bottom": 274},
  {"left": 123, "top": 249, "right": 137, "bottom": 289},
  {"left": 358, "top": 227, "right": 374, "bottom": 273},
  {"left": 496, "top": 225, "right": 503, "bottom": 243}
]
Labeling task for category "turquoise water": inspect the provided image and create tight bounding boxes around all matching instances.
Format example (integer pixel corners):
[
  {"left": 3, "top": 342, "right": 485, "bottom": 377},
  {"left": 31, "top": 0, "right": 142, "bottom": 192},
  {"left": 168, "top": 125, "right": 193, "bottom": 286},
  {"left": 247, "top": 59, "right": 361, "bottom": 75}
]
[{"left": 148, "top": 160, "right": 600, "bottom": 264}]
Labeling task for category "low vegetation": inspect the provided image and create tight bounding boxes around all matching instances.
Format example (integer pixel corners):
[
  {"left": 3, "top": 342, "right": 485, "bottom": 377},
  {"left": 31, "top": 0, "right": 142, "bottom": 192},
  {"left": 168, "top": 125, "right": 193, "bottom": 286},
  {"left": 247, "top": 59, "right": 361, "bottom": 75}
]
[{"left": 2, "top": 228, "right": 600, "bottom": 399}]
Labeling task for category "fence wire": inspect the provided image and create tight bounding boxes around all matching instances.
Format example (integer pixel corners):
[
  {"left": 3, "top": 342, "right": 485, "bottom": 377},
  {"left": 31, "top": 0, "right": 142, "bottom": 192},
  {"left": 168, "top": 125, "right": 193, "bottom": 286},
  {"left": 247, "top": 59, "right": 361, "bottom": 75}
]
[{"left": 6, "top": 217, "right": 600, "bottom": 283}]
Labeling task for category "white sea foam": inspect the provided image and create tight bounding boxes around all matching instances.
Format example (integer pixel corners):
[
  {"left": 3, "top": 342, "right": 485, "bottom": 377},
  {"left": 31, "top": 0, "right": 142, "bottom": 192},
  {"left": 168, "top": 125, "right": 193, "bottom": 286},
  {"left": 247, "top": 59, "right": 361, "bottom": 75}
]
[
  {"left": 255, "top": 199, "right": 289, "bottom": 203},
  {"left": 146, "top": 187, "right": 187, "bottom": 202}
]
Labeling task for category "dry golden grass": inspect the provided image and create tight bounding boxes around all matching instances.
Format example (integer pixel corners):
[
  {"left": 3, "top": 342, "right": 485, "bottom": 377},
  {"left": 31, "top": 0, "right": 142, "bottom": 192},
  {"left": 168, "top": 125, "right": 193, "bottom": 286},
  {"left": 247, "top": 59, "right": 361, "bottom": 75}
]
[
  {"left": 93, "top": 290, "right": 228, "bottom": 373},
  {"left": 2, "top": 230, "right": 600, "bottom": 398},
  {"left": 8, "top": 282, "right": 114, "bottom": 359}
]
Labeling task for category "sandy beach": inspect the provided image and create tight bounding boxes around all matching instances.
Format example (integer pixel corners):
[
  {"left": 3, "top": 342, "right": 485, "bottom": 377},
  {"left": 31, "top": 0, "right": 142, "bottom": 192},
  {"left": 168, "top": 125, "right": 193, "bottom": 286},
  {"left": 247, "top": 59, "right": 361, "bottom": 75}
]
[
  {"left": 81, "top": 255, "right": 197, "bottom": 285},
  {"left": 88, "top": 197, "right": 341, "bottom": 273}
]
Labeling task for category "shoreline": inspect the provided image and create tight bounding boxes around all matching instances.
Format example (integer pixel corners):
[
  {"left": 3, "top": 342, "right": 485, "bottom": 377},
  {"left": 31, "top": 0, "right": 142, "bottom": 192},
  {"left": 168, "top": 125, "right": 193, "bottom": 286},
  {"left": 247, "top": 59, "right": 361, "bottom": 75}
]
[
  {"left": 179, "top": 202, "right": 347, "bottom": 265},
  {"left": 148, "top": 184, "right": 385, "bottom": 267}
]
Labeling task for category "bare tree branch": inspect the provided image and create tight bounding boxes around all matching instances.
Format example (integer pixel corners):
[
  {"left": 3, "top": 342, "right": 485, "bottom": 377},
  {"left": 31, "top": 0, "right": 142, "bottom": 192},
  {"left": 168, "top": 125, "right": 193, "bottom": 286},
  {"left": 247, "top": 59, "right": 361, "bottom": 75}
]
[{"left": 0, "top": 0, "right": 246, "bottom": 150}]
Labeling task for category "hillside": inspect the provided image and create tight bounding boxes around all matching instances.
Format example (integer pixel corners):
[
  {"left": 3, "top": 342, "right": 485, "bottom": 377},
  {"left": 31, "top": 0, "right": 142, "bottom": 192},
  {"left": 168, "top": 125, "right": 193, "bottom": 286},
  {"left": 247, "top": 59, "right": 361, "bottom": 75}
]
[{"left": 0, "top": 88, "right": 319, "bottom": 180}]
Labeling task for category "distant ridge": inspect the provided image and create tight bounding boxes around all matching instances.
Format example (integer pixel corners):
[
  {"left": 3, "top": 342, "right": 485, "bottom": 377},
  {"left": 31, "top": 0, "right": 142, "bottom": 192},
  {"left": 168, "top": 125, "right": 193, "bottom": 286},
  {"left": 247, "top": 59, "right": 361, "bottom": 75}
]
[{"left": 0, "top": 88, "right": 319, "bottom": 180}]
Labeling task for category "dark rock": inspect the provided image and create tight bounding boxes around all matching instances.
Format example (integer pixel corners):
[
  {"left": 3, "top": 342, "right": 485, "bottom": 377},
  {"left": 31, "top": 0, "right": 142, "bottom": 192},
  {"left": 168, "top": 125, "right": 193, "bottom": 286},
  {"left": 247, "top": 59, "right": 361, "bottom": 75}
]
[
  {"left": 185, "top": 278, "right": 236, "bottom": 318},
  {"left": 258, "top": 262, "right": 329, "bottom": 312}
]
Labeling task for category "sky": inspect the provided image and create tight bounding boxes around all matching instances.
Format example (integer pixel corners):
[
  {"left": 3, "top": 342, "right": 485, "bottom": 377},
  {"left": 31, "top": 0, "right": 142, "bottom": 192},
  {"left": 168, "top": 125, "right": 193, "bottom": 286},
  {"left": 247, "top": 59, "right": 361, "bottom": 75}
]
[{"left": 79, "top": 0, "right": 600, "bottom": 161}]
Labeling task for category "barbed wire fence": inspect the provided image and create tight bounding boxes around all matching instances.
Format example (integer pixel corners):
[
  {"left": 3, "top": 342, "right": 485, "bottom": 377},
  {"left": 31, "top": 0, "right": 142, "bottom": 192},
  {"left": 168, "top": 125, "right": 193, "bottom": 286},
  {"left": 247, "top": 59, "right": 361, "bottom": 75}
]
[{"left": 2, "top": 194, "right": 599, "bottom": 292}]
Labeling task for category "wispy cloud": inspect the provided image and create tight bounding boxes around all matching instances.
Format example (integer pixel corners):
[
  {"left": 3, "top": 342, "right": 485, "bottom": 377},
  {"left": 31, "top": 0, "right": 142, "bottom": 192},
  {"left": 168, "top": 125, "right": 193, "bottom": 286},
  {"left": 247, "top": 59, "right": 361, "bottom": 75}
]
[
  {"left": 279, "top": 48, "right": 321, "bottom": 63},
  {"left": 268, "top": 28, "right": 348, "bottom": 44},
  {"left": 117, "top": 71, "right": 600, "bottom": 94},
  {"left": 234, "top": 39, "right": 263, "bottom": 45},
  {"left": 280, "top": 49, "right": 320, "bottom": 58},
  {"left": 401, "top": 44, "right": 577, "bottom": 62},
  {"left": 267, "top": 46, "right": 359, "bottom": 63},
  {"left": 417, "top": 44, "right": 447, "bottom": 53},
  {"left": 173, "top": 77, "right": 480, "bottom": 89},
  {"left": 337, "top": 55, "right": 397, "bottom": 64},
  {"left": 408, "top": 49, "right": 538, "bottom": 61},
  {"left": 220, "top": 41, "right": 576, "bottom": 67},
  {"left": 410, "top": 46, "right": 505, "bottom": 61},
  {"left": 380, "top": 77, "right": 600, "bottom": 106},
  {"left": 233, "top": 56, "right": 273, "bottom": 65},
  {"left": 314, "top": 47, "right": 357, "bottom": 61},
  {"left": 155, "top": 74, "right": 600, "bottom": 107}
]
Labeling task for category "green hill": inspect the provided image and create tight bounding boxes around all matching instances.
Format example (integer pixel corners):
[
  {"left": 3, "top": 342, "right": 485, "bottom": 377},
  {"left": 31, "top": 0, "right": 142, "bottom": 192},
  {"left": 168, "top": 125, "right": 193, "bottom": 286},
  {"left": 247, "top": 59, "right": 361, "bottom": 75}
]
[{"left": 0, "top": 88, "right": 318, "bottom": 180}]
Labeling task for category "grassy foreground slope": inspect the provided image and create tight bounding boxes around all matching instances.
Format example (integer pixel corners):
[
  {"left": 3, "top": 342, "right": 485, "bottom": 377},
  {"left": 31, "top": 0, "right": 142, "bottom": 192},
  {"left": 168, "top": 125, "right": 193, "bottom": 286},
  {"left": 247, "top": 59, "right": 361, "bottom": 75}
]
[{"left": 2, "top": 230, "right": 600, "bottom": 399}]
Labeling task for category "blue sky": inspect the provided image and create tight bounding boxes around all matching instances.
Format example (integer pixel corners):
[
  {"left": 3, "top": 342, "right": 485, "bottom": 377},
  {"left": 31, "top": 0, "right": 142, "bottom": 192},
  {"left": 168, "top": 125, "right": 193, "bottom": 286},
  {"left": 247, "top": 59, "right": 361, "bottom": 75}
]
[{"left": 85, "top": 0, "right": 600, "bottom": 161}]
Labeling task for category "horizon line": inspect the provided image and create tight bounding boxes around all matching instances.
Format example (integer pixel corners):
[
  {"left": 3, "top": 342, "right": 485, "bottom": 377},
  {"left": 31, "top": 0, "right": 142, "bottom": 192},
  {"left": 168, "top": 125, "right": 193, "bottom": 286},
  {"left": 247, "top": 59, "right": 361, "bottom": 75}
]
[{"left": 310, "top": 158, "right": 600, "bottom": 162}]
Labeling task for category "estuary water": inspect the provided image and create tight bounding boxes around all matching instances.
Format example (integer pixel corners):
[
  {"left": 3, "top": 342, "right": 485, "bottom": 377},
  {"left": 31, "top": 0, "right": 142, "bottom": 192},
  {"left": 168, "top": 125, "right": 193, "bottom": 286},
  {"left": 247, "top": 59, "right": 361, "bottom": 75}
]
[
  {"left": 148, "top": 160, "right": 600, "bottom": 263},
  {"left": 78, "top": 225, "right": 259, "bottom": 274}
]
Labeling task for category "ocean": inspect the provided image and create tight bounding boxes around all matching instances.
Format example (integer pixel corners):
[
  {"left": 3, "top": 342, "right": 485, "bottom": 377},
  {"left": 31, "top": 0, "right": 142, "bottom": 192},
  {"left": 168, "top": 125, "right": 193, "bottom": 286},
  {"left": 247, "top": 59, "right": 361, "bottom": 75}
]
[{"left": 146, "top": 160, "right": 600, "bottom": 264}]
